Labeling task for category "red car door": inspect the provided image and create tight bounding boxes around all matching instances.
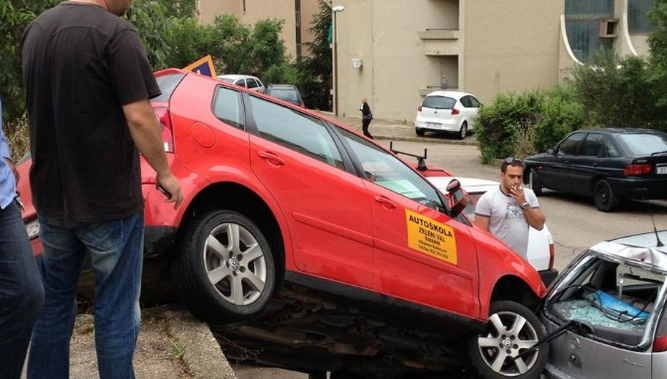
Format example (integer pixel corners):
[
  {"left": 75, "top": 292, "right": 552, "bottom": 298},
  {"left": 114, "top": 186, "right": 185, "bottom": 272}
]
[
  {"left": 246, "top": 95, "right": 375, "bottom": 288},
  {"left": 336, "top": 128, "right": 480, "bottom": 317}
]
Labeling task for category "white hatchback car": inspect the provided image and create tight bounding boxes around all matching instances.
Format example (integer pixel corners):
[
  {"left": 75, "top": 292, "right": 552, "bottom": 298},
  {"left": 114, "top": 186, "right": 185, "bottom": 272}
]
[
  {"left": 415, "top": 90, "right": 481, "bottom": 139},
  {"left": 427, "top": 176, "right": 558, "bottom": 285},
  {"left": 217, "top": 74, "right": 266, "bottom": 93}
]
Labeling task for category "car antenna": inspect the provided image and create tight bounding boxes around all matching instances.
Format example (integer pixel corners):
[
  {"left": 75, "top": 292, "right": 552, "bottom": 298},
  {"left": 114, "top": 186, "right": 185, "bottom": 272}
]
[{"left": 647, "top": 200, "right": 664, "bottom": 247}]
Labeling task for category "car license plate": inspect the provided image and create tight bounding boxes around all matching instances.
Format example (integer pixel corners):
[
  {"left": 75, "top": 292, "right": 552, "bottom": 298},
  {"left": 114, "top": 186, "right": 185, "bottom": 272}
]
[
  {"left": 658, "top": 165, "right": 667, "bottom": 174},
  {"left": 426, "top": 122, "right": 442, "bottom": 129}
]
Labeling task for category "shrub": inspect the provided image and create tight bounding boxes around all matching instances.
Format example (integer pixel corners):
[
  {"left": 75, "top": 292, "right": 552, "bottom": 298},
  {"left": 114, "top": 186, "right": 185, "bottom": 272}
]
[{"left": 475, "top": 84, "right": 585, "bottom": 163}]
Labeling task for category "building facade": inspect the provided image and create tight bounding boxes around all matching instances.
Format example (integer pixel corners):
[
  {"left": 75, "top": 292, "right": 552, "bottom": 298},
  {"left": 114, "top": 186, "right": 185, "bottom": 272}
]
[
  {"left": 197, "top": 0, "right": 654, "bottom": 122},
  {"left": 335, "top": 0, "right": 653, "bottom": 122}
]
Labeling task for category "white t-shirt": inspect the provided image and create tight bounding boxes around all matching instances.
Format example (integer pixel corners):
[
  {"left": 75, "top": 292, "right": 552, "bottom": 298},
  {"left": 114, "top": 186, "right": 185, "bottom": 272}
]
[{"left": 475, "top": 186, "right": 539, "bottom": 258}]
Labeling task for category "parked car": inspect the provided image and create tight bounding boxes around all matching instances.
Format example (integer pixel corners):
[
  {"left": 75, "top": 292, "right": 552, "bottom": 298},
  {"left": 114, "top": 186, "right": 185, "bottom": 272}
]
[
  {"left": 541, "top": 229, "right": 667, "bottom": 379},
  {"left": 426, "top": 176, "right": 558, "bottom": 285},
  {"left": 524, "top": 128, "right": 667, "bottom": 212},
  {"left": 217, "top": 74, "right": 265, "bottom": 93},
  {"left": 265, "top": 84, "right": 304, "bottom": 107},
  {"left": 414, "top": 90, "right": 481, "bottom": 139},
  {"left": 16, "top": 68, "right": 549, "bottom": 379}
]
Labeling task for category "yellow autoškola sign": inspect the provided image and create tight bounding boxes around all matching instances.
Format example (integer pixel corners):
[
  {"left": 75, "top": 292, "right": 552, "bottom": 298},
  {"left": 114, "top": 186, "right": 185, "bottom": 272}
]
[{"left": 405, "top": 209, "right": 457, "bottom": 265}]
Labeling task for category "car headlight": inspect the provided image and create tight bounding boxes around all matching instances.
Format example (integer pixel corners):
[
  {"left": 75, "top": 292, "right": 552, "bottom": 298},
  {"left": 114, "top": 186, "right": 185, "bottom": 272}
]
[{"left": 25, "top": 219, "right": 40, "bottom": 239}]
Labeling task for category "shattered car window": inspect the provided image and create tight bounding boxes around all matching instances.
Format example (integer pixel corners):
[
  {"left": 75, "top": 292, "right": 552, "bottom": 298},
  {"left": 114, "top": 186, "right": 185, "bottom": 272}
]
[{"left": 546, "top": 255, "right": 665, "bottom": 345}]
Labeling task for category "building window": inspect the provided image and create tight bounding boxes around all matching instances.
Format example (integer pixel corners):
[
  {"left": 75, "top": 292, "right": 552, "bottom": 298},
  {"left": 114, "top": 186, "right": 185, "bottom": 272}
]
[
  {"left": 565, "top": 0, "right": 614, "bottom": 63},
  {"left": 629, "top": 0, "right": 656, "bottom": 34}
]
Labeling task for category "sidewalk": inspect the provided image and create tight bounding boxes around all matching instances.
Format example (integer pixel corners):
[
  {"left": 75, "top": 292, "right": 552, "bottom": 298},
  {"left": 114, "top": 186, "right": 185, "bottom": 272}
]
[{"left": 315, "top": 111, "right": 477, "bottom": 146}]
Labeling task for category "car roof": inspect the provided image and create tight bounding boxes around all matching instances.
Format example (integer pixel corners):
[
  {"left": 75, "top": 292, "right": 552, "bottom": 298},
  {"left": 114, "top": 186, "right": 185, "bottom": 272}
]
[
  {"left": 589, "top": 230, "right": 667, "bottom": 273},
  {"left": 424, "top": 90, "right": 475, "bottom": 99},
  {"left": 217, "top": 74, "right": 260, "bottom": 80},
  {"left": 267, "top": 84, "right": 298, "bottom": 89},
  {"left": 570, "top": 128, "right": 665, "bottom": 135},
  {"left": 426, "top": 176, "right": 499, "bottom": 194}
]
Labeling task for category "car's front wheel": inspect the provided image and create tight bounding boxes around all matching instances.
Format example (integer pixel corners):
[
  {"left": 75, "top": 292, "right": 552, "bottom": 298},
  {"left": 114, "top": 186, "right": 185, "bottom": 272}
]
[
  {"left": 468, "top": 300, "right": 548, "bottom": 379},
  {"left": 172, "top": 210, "right": 275, "bottom": 322},
  {"left": 416, "top": 128, "right": 426, "bottom": 136},
  {"left": 593, "top": 179, "right": 619, "bottom": 212}
]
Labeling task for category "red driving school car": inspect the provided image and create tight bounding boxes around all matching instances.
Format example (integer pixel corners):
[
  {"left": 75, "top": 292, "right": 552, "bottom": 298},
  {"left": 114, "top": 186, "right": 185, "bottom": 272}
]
[{"left": 17, "top": 69, "right": 549, "bottom": 379}]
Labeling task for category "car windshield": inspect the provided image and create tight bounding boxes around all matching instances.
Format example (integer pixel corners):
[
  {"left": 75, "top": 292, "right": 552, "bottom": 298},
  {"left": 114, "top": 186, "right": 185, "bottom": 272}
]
[
  {"left": 617, "top": 133, "right": 667, "bottom": 156},
  {"left": 270, "top": 89, "right": 299, "bottom": 101},
  {"left": 422, "top": 96, "right": 456, "bottom": 110}
]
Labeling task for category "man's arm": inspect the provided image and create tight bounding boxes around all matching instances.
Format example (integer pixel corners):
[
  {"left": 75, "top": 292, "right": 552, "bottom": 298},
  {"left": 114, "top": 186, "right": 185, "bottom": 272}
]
[
  {"left": 522, "top": 207, "right": 545, "bottom": 231},
  {"left": 475, "top": 214, "right": 490, "bottom": 231},
  {"left": 123, "top": 98, "right": 183, "bottom": 209}
]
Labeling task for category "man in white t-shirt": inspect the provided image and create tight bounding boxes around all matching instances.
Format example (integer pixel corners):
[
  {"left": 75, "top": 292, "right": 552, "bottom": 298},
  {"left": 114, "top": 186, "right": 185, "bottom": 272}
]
[{"left": 475, "top": 157, "right": 545, "bottom": 259}]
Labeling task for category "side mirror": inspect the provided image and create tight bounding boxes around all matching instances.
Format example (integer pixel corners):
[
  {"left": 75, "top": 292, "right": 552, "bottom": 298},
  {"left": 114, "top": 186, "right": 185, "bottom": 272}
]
[
  {"left": 547, "top": 148, "right": 556, "bottom": 155},
  {"left": 445, "top": 179, "right": 467, "bottom": 217}
]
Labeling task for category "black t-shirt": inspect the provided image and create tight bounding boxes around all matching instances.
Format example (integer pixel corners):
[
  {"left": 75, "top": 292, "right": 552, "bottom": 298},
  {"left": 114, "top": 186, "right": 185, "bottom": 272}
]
[{"left": 21, "top": 2, "right": 161, "bottom": 222}]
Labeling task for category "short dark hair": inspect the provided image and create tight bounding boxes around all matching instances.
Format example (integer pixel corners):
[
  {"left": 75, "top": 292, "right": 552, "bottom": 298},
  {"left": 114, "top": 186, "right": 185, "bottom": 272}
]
[{"left": 501, "top": 157, "right": 524, "bottom": 173}]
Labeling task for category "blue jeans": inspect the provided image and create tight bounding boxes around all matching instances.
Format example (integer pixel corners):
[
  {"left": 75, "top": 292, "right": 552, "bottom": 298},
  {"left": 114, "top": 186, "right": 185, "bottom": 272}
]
[
  {"left": 28, "top": 212, "right": 144, "bottom": 379},
  {"left": 0, "top": 201, "right": 44, "bottom": 379}
]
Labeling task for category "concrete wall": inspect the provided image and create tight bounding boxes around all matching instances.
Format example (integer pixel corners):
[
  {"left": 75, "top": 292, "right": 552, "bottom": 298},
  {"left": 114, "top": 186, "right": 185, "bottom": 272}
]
[{"left": 336, "top": 0, "right": 564, "bottom": 122}]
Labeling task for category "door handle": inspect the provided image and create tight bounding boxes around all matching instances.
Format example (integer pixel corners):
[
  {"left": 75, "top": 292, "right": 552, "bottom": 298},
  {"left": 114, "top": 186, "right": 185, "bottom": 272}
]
[
  {"left": 257, "top": 151, "right": 285, "bottom": 167},
  {"left": 374, "top": 195, "right": 396, "bottom": 210}
]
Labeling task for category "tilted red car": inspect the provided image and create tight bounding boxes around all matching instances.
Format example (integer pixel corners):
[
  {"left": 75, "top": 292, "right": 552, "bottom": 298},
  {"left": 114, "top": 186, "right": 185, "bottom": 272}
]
[{"left": 18, "top": 69, "right": 549, "bottom": 379}]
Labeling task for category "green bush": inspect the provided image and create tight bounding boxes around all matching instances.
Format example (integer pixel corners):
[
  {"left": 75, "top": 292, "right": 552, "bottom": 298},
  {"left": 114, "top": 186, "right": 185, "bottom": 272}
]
[{"left": 475, "top": 84, "right": 585, "bottom": 163}]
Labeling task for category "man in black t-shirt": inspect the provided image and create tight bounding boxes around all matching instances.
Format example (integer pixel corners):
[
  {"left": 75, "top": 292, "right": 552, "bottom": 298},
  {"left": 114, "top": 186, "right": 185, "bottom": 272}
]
[{"left": 21, "top": 1, "right": 183, "bottom": 378}]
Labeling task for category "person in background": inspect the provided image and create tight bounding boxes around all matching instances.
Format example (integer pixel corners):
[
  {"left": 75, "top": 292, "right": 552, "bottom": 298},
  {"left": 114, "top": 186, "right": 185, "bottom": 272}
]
[
  {"left": 0, "top": 93, "right": 44, "bottom": 379},
  {"left": 21, "top": 0, "right": 183, "bottom": 378},
  {"left": 474, "top": 157, "right": 545, "bottom": 260},
  {"left": 359, "top": 97, "right": 374, "bottom": 139}
]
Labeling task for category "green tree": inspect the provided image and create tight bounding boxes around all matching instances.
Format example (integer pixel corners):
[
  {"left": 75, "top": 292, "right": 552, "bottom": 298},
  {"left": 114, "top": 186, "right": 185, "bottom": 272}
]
[
  {"left": 572, "top": 50, "right": 661, "bottom": 129},
  {"left": 295, "top": 0, "right": 333, "bottom": 110},
  {"left": 0, "top": 0, "right": 58, "bottom": 122}
]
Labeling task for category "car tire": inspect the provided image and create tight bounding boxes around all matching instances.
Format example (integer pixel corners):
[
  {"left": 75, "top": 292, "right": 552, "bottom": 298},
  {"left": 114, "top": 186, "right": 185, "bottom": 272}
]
[
  {"left": 467, "top": 300, "right": 548, "bottom": 379},
  {"left": 416, "top": 128, "right": 426, "bottom": 136},
  {"left": 528, "top": 168, "right": 542, "bottom": 196},
  {"left": 593, "top": 179, "right": 619, "bottom": 212},
  {"left": 172, "top": 210, "right": 275, "bottom": 322},
  {"left": 458, "top": 122, "right": 468, "bottom": 139}
]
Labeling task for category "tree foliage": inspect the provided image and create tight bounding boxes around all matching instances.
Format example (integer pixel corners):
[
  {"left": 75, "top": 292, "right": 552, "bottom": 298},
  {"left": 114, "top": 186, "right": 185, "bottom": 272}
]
[
  {"left": 572, "top": 50, "right": 663, "bottom": 130},
  {"left": 0, "top": 0, "right": 58, "bottom": 122},
  {"left": 475, "top": 85, "right": 584, "bottom": 164},
  {"left": 295, "top": 0, "right": 333, "bottom": 110}
]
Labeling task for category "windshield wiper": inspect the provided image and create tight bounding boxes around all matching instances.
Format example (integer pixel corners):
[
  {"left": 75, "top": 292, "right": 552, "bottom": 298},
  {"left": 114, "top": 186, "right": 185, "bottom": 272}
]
[{"left": 651, "top": 150, "right": 667, "bottom": 156}]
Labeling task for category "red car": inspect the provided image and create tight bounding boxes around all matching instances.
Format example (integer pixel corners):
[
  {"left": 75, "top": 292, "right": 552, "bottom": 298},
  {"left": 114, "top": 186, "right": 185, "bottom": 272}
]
[{"left": 18, "top": 69, "right": 548, "bottom": 379}]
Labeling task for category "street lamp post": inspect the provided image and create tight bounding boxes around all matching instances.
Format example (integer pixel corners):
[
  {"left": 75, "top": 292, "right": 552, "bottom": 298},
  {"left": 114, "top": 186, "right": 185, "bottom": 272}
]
[{"left": 332, "top": 5, "right": 345, "bottom": 116}]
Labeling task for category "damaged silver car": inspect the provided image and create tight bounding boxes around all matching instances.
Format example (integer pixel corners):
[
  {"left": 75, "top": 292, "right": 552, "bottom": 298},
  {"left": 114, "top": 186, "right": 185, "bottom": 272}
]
[{"left": 541, "top": 230, "right": 667, "bottom": 379}]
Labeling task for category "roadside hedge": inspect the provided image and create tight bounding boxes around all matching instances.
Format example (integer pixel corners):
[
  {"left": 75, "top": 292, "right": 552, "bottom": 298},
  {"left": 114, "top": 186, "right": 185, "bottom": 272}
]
[{"left": 474, "top": 83, "right": 586, "bottom": 164}]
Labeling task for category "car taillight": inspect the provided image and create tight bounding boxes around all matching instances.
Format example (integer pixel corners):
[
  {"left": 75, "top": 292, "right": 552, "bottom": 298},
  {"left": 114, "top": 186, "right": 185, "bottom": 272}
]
[
  {"left": 451, "top": 108, "right": 460, "bottom": 115},
  {"left": 418, "top": 105, "right": 422, "bottom": 112},
  {"left": 153, "top": 106, "right": 175, "bottom": 153},
  {"left": 623, "top": 164, "right": 652, "bottom": 176},
  {"left": 549, "top": 242, "right": 555, "bottom": 269},
  {"left": 654, "top": 335, "right": 667, "bottom": 352}
]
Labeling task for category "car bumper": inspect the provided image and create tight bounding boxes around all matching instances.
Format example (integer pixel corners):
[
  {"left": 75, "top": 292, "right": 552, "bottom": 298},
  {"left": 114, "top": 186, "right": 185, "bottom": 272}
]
[
  {"left": 609, "top": 177, "right": 667, "bottom": 200},
  {"left": 415, "top": 119, "right": 459, "bottom": 132}
]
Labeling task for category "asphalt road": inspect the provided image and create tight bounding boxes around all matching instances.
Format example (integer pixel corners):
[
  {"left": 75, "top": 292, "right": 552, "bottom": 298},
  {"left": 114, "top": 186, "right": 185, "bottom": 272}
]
[{"left": 229, "top": 139, "right": 667, "bottom": 379}]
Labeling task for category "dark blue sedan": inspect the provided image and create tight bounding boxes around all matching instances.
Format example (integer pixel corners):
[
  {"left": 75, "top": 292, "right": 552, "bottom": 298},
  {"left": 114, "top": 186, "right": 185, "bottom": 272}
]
[{"left": 524, "top": 128, "right": 667, "bottom": 211}]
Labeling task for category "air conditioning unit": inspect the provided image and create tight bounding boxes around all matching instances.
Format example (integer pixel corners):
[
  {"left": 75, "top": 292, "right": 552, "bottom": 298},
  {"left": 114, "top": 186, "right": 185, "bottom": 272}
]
[{"left": 599, "top": 19, "right": 618, "bottom": 38}]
